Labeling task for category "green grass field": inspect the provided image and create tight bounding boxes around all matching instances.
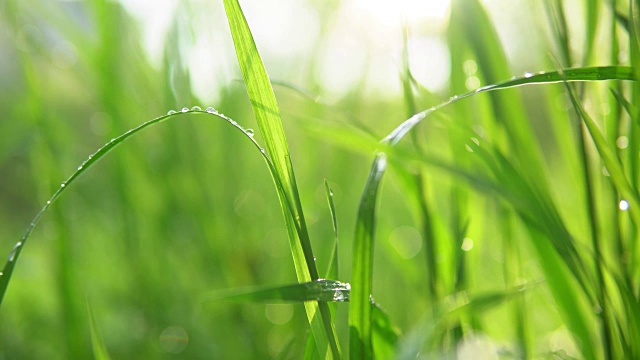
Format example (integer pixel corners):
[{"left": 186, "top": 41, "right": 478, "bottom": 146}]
[{"left": 1, "top": 0, "right": 639, "bottom": 358}]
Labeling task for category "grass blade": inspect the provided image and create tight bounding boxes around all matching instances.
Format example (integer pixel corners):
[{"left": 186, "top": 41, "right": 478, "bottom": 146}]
[
  {"left": 564, "top": 81, "right": 640, "bottom": 230},
  {"left": 324, "top": 180, "right": 339, "bottom": 280},
  {"left": 384, "top": 66, "right": 636, "bottom": 146},
  {"left": 221, "top": 1, "right": 340, "bottom": 358},
  {"left": 397, "top": 284, "right": 535, "bottom": 360},
  {"left": 87, "top": 302, "right": 112, "bottom": 360},
  {"left": 200, "top": 279, "right": 350, "bottom": 303},
  {"left": 0, "top": 108, "right": 272, "bottom": 306},
  {"left": 349, "top": 154, "right": 386, "bottom": 359}
]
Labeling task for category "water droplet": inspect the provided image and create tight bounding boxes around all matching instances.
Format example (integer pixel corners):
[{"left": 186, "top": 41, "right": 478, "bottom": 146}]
[
  {"left": 616, "top": 136, "right": 629, "bottom": 149},
  {"left": 0, "top": 272, "right": 3, "bottom": 276},
  {"left": 167, "top": 110, "right": 177, "bottom": 115},
  {"left": 619, "top": 200, "right": 630, "bottom": 211},
  {"left": 229, "top": 119, "right": 237, "bottom": 125},
  {"left": 449, "top": 95, "right": 459, "bottom": 101},
  {"left": 77, "top": 165, "right": 83, "bottom": 171},
  {"left": 8, "top": 241, "right": 22, "bottom": 262},
  {"left": 471, "top": 137, "right": 480, "bottom": 146},
  {"left": 245, "top": 128, "right": 255, "bottom": 137},
  {"left": 159, "top": 326, "right": 189, "bottom": 354},
  {"left": 461, "top": 237, "right": 474, "bottom": 251},
  {"left": 523, "top": 72, "right": 534, "bottom": 78},
  {"left": 260, "top": 148, "right": 266, "bottom": 154},
  {"left": 333, "top": 292, "right": 345, "bottom": 302},
  {"left": 46, "top": 200, "right": 51, "bottom": 205},
  {"left": 191, "top": 106, "right": 201, "bottom": 111},
  {"left": 206, "top": 107, "right": 216, "bottom": 113},
  {"left": 181, "top": 107, "right": 189, "bottom": 113},
  {"left": 60, "top": 183, "right": 66, "bottom": 188}
]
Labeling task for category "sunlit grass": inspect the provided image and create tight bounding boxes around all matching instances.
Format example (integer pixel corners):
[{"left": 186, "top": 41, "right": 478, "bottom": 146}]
[{"left": 0, "top": 0, "right": 638, "bottom": 358}]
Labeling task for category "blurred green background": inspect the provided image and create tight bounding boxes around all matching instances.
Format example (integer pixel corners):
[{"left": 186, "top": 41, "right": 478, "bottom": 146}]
[{"left": 0, "top": 0, "right": 634, "bottom": 358}]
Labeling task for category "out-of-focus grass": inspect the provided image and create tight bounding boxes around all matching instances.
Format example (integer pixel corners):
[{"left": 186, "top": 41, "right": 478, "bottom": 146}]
[{"left": 0, "top": 0, "right": 638, "bottom": 358}]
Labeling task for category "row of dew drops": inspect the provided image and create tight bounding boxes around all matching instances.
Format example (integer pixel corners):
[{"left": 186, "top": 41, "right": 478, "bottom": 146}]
[
  {"left": 167, "top": 106, "right": 256, "bottom": 138},
  {"left": 0, "top": 105, "right": 262, "bottom": 277}
]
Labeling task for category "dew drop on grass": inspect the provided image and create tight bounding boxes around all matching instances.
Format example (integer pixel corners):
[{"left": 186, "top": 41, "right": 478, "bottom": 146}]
[
  {"left": 167, "top": 110, "right": 177, "bottom": 115},
  {"left": 619, "top": 200, "right": 630, "bottom": 211},
  {"left": 181, "top": 107, "right": 189, "bottom": 113},
  {"left": 205, "top": 107, "right": 216, "bottom": 113},
  {"left": 524, "top": 72, "right": 534, "bottom": 78},
  {"left": 8, "top": 241, "right": 22, "bottom": 262},
  {"left": 461, "top": 237, "right": 474, "bottom": 251},
  {"left": 60, "top": 182, "right": 66, "bottom": 188},
  {"left": 191, "top": 106, "right": 201, "bottom": 111},
  {"left": 245, "top": 128, "right": 255, "bottom": 137}
]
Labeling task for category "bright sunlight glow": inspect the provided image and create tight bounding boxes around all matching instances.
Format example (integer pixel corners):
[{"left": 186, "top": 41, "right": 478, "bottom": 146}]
[{"left": 353, "top": 0, "right": 451, "bottom": 30}]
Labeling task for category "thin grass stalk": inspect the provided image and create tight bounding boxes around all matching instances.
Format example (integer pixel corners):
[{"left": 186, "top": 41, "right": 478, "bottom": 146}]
[
  {"left": 500, "top": 207, "right": 529, "bottom": 359},
  {"left": 547, "top": 3, "right": 619, "bottom": 354},
  {"left": 629, "top": 0, "right": 640, "bottom": 293},
  {"left": 401, "top": 26, "right": 438, "bottom": 303},
  {"left": 607, "top": 0, "right": 627, "bottom": 284},
  {"left": 577, "top": 118, "right": 614, "bottom": 360}
]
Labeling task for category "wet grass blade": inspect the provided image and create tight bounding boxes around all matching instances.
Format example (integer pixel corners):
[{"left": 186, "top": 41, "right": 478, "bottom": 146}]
[
  {"left": 383, "top": 66, "right": 636, "bottom": 146},
  {"left": 200, "top": 279, "right": 350, "bottom": 303},
  {"left": 0, "top": 108, "right": 273, "bottom": 306},
  {"left": 221, "top": 1, "right": 340, "bottom": 358}
]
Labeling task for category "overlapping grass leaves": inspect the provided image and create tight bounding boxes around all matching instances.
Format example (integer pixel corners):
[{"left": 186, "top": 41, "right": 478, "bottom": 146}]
[{"left": 349, "top": 65, "right": 636, "bottom": 358}]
